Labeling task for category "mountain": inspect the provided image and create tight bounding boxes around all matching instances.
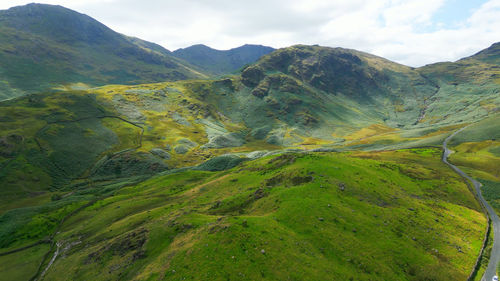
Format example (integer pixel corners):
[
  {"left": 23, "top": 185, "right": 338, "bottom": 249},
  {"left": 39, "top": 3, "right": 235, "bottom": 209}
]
[
  {"left": 1, "top": 43, "right": 499, "bottom": 202},
  {"left": 172, "top": 44, "right": 275, "bottom": 75},
  {"left": 465, "top": 42, "right": 500, "bottom": 64},
  {"left": 1, "top": 42, "right": 499, "bottom": 211},
  {"left": 237, "top": 45, "right": 438, "bottom": 130},
  {"left": 0, "top": 3, "right": 207, "bottom": 100},
  {"left": 418, "top": 42, "right": 500, "bottom": 83},
  {"left": 0, "top": 10, "right": 499, "bottom": 278}
]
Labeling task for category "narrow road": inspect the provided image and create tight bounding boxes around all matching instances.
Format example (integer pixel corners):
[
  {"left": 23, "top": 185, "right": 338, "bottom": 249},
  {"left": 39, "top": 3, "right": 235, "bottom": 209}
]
[{"left": 442, "top": 127, "right": 500, "bottom": 281}]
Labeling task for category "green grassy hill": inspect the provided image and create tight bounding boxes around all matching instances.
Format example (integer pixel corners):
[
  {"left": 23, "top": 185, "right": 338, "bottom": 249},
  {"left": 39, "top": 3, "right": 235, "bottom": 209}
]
[
  {"left": 0, "top": 149, "right": 487, "bottom": 281},
  {"left": 0, "top": 3, "right": 207, "bottom": 100}
]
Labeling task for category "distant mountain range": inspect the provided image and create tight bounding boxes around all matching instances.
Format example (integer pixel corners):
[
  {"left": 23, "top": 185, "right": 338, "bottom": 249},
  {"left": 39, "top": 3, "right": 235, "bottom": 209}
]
[
  {"left": 0, "top": 3, "right": 274, "bottom": 100},
  {"left": 172, "top": 44, "right": 275, "bottom": 75}
]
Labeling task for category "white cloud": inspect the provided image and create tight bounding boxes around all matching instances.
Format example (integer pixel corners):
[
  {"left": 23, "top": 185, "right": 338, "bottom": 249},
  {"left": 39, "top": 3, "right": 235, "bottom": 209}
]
[
  {"left": 382, "top": 0, "right": 446, "bottom": 26},
  {"left": 0, "top": 0, "right": 499, "bottom": 67}
]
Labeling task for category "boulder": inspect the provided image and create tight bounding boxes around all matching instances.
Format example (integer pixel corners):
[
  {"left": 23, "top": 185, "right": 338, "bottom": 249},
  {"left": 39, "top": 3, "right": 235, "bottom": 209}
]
[
  {"left": 241, "top": 66, "right": 265, "bottom": 87},
  {"left": 194, "top": 154, "right": 247, "bottom": 171},
  {"left": 250, "top": 126, "right": 271, "bottom": 140},
  {"left": 177, "top": 138, "right": 198, "bottom": 148},
  {"left": 174, "top": 145, "right": 189, "bottom": 154},
  {"left": 150, "top": 148, "right": 171, "bottom": 159},
  {"left": 202, "top": 133, "right": 244, "bottom": 149}
]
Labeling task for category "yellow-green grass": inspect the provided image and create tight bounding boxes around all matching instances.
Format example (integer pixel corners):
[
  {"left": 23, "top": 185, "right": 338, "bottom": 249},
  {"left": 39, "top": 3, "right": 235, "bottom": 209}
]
[
  {"left": 100, "top": 118, "right": 142, "bottom": 153},
  {"left": 337, "top": 124, "right": 463, "bottom": 150},
  {"left": 419, "top": 59, "right": 500, "bottom": 85},
  {"left": 447, "top": 141, "right": 499, "bottom": 280},
  {"left": 0, "top": 198, "right": 91, "bottom": 253},
  {"left": 447, "top": 120, "right": 500, "bottom": 225},
  {"left": 90, "top": 81, "right": 286, "bottom": 168},
  {"left": 473, "top": 223, "right": 494, "bottom": 281},
  {"left": 22, "top": 149, "right": 486, "bottom": 281},
  {"left": 449, "top": 141, "right": 500, "bottom": 181},
  {"left": 339, "top": 123, "right": 397, "bottom": 142},
  {"left": 0, "top": 91, "right": 150, "bottom": 210},
  {"left": 0, "top": 243, "right": 50, "bottom": 281},
  {"left": 0, "top": 192, "right": 53, "bottom": 215}
]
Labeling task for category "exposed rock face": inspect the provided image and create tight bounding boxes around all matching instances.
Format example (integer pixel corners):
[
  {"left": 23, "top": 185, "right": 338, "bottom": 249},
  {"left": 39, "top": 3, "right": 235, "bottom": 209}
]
[
  {"left": 150, "top": 148, "right": 171, "bottom": 159},
  {"left": 213, "top": 78, "right": 235, "bottom": 91},
  {"left": 250, "top": 126, "right": 272, "bottom": 140},
  {"left": 0, "top": 134, "right": 23, "bottom": 157},
  {"left": 171, "top": 113, "right": 192, "bottom": 126},
  {"left": 174, "top": 145, "right": 189, "bottom": 154},
  {"left": 241, "top": 66, "right": 265, "bottom": 87},
  {"left": 173, "top": 138, "right": 198, "bottom": 154},
  {"left": 202, "top": 133, "right": 244, "bottom": 149},
  {"left": 177, "top": 138, "right": 198, "bottom": 148},
  {"left": 111, "top": 94, "right": 146, "bottom": 123},
  {"left": 251, "top": 74, "right": 303, "bottom": 98},
  {"left": 93, "top": 151, "right": 168, "bottom": 177},
  {"left": 251, "top": 45, "right": 394, "bottom": 99},
  {"left": 194, "top": 154, "right": 247, "bottom": 171}
]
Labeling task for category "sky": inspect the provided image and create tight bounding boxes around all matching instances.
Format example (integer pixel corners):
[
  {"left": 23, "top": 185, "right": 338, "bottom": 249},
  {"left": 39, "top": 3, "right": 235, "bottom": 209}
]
[{"left": 1, "top": 0, "right": 499, "bottom": 67}]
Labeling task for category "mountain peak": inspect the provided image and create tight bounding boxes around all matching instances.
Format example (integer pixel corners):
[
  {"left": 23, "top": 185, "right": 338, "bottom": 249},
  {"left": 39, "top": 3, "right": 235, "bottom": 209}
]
[
  {"left": 0, "top": 2, "right": 119, "bottom": 45},
  {"left": 173, "top": 44, "right": 275, "bottom": 75},
  {"left": 6, "top": 2, "right": 66, "bottom": 11},
  {"left": 0, "top": 3, "right": 206, "bottom": 97},
  {"left": 470, "top": 41, "right": 500, "bottom": 62},
  {"left": 177, "top": 44, "right": 211, "bottom": 51}
]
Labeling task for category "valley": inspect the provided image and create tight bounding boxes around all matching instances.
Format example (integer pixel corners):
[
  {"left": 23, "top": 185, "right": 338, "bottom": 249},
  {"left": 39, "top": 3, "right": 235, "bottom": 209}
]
[{"left": 0, "top": 3, "right": 499, "bottom": 281}]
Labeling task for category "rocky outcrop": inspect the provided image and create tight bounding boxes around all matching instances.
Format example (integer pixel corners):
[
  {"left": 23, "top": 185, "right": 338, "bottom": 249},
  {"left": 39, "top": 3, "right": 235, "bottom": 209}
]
[
  {"left": 241, "top": 66, "right": 265, "bottom": 87},
  {"left": 202, "top": 133, "right": 244, "bottom": 149},
  {"left": 150, "top": 148, "right": 171, "bottom": 159}
]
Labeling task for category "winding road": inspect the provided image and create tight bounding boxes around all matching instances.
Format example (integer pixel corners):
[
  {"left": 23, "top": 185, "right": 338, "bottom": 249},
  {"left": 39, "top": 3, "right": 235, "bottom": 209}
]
[{"left": 442, "top": 127, "right": 500, "bottom": 281}]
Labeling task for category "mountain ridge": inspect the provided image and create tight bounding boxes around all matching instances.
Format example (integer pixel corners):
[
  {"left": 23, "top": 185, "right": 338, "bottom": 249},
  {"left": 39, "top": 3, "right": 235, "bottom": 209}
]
[
  {"left": 0, "top": 3, "right": 207, "bottom": 100},
  {"left": 173, "top": 43, "right": 275, "bottom": 75}
]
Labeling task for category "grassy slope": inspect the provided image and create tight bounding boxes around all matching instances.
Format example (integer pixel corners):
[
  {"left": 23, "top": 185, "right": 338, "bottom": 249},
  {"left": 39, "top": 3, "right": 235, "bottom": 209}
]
[
  {"left": 447, "top": 114, "right": 500, "bottom": 213},
  {"left": 0, "top": 91, "right": 168, "bottom": 220},
  {"left": 0, "top": 243, "right": 50, "bottom": 281},
  {"left": 0, "top": 84, "right": 283, "bottom": 252},
  {"left": 445, "top": 113, "right": 500, "bottom": 276},
  {"left": 0, "top": 4, "right": 206, "bottom": 99},
  {"left": 0, "top": 149, "right": 484, "bottom": 281},
  {"left": 0, "top": 83, "right": 279, "bottom": 213}
]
